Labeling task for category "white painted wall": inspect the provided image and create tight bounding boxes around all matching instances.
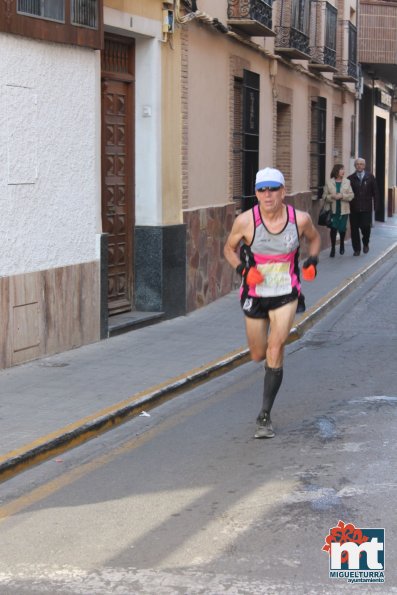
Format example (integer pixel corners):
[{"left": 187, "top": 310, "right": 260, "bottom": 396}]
[
  {"left": 0, "top": 34, "right": 101, "bottom": 277},
  {"left": 135, "top": 35, "right": 162, "bottom": 226}
]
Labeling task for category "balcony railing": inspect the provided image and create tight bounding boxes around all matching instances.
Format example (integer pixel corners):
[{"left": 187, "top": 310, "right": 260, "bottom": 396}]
[
  {"left": 334, "top": 58, "right": 358, "bottom": 81},
  {"left": 227, "top": 0, "right": 275, "bottom": 36},
  {"left": 309, "top": 46, "right": 336, "bottom": 71},
  {"left": 275, "top": 25, "right": 310, "bottom": 59},
  {"left": 275, "top": 0, "right": 311, "bottom": 59}
]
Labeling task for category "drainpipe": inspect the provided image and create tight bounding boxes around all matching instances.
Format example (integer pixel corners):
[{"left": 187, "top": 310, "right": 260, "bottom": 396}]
[
  {"left": 355, "top": 0, "right": 360, "bottom": 163},
  {"left": 371, "top": 74, "right": 375, "bottom": 174}
]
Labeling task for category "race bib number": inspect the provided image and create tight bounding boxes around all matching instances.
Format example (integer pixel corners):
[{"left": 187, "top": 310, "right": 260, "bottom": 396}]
[{"left": 255, "top": 262, "right": 292, "bottom": 297}]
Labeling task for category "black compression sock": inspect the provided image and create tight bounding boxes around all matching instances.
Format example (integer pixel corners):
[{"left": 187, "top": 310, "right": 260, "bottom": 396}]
[{"left": 258, "top": 365, "right": 283, "bottom": 419}]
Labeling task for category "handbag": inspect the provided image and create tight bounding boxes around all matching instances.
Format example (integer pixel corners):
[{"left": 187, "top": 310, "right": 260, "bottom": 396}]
[{"left": 318, "top": 205, "right": 332, "bottom": 227}]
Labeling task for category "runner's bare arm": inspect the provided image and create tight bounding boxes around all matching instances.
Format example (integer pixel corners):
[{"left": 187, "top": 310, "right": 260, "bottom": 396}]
[
  {"left": 296, "top": 210, "right": 321, "bottom": 259},
  {"left": 224, "top": 211, "right": 252, "bottom": 270}
]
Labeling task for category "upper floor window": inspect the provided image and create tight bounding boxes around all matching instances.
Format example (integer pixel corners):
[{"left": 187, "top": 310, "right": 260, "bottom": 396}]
[
  {"left": 325, "top": 2, "right": 337, "bottom": 52},
  {"left": 17, "top": 0, "right": 97, "bottom": 28},
  {"left": 71, "top": 0, "right": 98, "bottom": 28},
  {"left": 291, "top": 0, "right": 310, "bottom": 36},
  {"left": 348, "top": 21, "right": 357, "bottom": 65},
  {"left": 1, "top": 0, "right": 102, "bottom": 49},
  {"left": 18, "top": 0, "right": 64, "bottom": 22}
]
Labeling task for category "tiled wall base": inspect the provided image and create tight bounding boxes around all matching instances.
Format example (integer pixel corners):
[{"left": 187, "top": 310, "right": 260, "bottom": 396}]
[
  {"left": 135, "top": 225, "right": 187, "bottom": 318},
  {"left": 0, "top": 261, "right": 100, "bottom": 369},
  {"left": 184, "top": 203, "right": 237, "bottom": 312}
]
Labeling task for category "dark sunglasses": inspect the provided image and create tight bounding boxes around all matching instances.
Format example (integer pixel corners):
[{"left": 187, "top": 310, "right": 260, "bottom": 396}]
[{"left": 257, "top": 185, "right": 282, "bottom": 193}]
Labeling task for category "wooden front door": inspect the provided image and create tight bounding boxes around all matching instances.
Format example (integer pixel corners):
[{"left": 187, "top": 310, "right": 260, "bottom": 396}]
[{"left": 101, "top": 37, "right": 135, "bottom": 314}]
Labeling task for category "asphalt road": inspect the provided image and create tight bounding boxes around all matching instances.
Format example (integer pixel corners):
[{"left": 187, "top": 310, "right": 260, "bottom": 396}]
[{"left": 0, "top": 256, "right": 396, "bottom": 594}]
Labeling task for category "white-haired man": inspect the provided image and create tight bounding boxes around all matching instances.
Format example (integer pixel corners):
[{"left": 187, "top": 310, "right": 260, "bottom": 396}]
[{"left": 348, "top": 158, "right": 379, "bottom": 255}]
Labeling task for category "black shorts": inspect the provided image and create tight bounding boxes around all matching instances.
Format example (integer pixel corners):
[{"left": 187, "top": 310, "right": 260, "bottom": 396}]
[{"left": 240, "top": 290, "right": 298, "bottom": 319}]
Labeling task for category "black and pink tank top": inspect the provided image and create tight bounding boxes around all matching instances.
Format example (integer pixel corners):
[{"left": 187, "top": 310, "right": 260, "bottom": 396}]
[{"left": 244, "top": 203, "right": 301, "bottom": 298}]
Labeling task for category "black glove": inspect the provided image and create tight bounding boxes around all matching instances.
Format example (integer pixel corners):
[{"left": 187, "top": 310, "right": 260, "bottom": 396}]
[
  {"left": 236, "top": 244, "right": 254, "bottom": 278},
  {"left": 236, "top": 245, "right": 264, "bottom": 284},
  {"left": 236, "top": 263, "right": 245, "bottom": 277}
]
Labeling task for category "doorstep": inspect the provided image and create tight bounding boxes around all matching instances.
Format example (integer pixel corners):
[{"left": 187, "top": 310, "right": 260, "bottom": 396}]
[{"left": 108, "top": 310, "right": 165, "bottom": 337}]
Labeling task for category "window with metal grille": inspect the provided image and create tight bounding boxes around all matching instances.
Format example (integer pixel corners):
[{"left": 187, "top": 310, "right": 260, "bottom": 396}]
[
  {"left": 333, "top": 116, "right": 342, "bottom": 163},
  {"left": 232, "top": 77, "right": 244, "bottom": 213},
  {"left": 232, "top": 70, "right": 260, "bottom": 212},
  {"left": 102, "top": 38, "right": 132, "bottom": 75},
  {"left": 310, "top": 97, "right": 326, "bottom": 198},
  {"left": 348, "top": 21, "right": 357, "bottom": 66},
  {"left": 71, "top": 0, "right": 97, "bottom": 28},
  {"left": 276, "top": 102, "right": 291, "bottom": 189},
  {"left": 325, "top": 2, "right": 337, "bottom": 51},
  {"left": 242, "top": 70, "right": 260, "bottom": 211},
  {"left": 350, "top": 115, "right": 356, "bottom": 158},
  {"left": 17, "top": 0, "right": 64, "bottom": 22}
]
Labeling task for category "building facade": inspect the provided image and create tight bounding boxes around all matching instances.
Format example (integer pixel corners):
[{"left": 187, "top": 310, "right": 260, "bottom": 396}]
[
  {"left": 0, "top": 1, "right": 103, "bottom": 369},
  {"left": 178, "top": 0, "right": 358, "bottom": 310},
  {"left": 1, "top": 0, "right": 364, "bottom": 369}
]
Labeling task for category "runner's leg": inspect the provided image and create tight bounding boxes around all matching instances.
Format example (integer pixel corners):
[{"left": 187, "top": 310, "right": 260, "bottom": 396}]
[
  {"left": 244, "top": 316, "right": 269, "bottom": 362},
  {"left": 255, "top": 300, "right": 298, "bottom": 438},
  {"left": 266, "top": 300, "right": 298, "bottom": 368},
  {"left": 259, "top": 364, "right": 283, "bottom": 417}
]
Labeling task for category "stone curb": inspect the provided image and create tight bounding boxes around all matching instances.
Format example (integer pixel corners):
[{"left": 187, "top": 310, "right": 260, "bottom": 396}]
[{"left": 1, "top": 241, "right": 396, "bottom": 484}]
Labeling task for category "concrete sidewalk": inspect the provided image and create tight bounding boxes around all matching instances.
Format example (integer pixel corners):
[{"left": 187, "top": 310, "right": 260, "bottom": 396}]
[{"left": 1, "top": 216, "right": 397, "bottom": 482}]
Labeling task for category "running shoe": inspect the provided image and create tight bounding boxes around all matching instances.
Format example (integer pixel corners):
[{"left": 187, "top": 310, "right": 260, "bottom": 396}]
[{"left": 254, "top": 412, "right": 275, "bottom": 439}]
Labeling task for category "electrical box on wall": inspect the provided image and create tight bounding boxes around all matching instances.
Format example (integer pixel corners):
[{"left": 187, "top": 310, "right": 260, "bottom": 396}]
[{"left": 162, "top": 9, "right": 174, "bottom": 33}]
